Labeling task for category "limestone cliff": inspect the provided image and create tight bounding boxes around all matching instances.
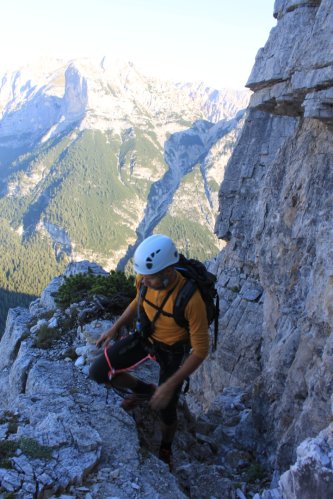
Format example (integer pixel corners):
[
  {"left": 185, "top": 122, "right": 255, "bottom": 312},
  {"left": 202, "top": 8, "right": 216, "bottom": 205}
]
[
  {"left": 206, "top": 0, "right": 333, "bottom": 478},
  {"left": 0, "top": 262, "right": 274, "bottom": 498},
  {"left": 1, "top": 2, "right": 333, "bottom": 498}
]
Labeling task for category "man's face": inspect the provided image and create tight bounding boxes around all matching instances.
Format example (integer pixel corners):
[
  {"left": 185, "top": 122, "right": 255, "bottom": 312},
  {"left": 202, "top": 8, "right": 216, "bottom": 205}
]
[{"left": 142, "top": 271, "right": 167, "bottom": 290}]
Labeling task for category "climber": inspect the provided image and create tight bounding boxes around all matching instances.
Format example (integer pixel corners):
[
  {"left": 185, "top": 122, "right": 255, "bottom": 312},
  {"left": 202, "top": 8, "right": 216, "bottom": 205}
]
[{"left": 89, "top": 234, "right": 209, "bottom": 468}]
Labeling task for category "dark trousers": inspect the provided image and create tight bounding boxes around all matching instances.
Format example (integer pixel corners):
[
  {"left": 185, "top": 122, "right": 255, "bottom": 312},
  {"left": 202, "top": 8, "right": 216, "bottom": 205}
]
[{"left": 89, "top": 334, "right": 188, "bottom": 425}]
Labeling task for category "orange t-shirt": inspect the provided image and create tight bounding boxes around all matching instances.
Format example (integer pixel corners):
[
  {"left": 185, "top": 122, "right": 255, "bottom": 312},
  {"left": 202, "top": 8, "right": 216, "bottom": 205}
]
[{"left": 129, "top": 271, "right": 209, "bottom": 359}]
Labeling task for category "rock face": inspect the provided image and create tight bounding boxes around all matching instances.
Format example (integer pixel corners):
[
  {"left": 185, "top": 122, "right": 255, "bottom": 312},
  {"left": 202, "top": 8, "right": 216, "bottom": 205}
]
[
  {"left": 0, "top": 264, "right": 187, "bottom": 498},
  {"left": 279, "top": 423, "right": 333, "bottom": 498},
  {"left": 0, "top": 262, "right": 276, "bottom": 498},
  {"left": 206, "top": 0, "right": 333, "bottom": 481}
]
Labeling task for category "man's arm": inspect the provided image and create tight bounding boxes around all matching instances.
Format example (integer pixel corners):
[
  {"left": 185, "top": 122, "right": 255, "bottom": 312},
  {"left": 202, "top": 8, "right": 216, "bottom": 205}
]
[
  {"left": 150, "top": 288, "right": 209, "bottom": 410},
  {"left": 150, "top": 353, "right": 204, "bottom": 410}
]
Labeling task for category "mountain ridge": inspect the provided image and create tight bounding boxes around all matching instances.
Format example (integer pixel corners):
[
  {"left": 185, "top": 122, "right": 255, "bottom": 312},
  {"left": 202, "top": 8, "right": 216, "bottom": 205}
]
[
  {"left": 0, "top": 57, "right": 249, "bottom": 150},
  {"left": 0, "top": 57, "right": 248, "bottom": 330}
]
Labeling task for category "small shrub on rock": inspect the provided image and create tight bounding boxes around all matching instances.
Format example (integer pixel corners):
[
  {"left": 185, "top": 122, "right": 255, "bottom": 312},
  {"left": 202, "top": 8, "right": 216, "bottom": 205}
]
[
  {"left": 0, "top": 437, "right": 52, "bottom": 468},
  {"left": 0, "top": 440, "right": 18, "bottom": 469},
  {"left": 33, "top": 323, "right": 61, "bottom": 349},
  {"left": 19, "top": 437, "right": 52, "bottom": 460},
  {"left": 54, "top": 270, "right": 136, "bottom": 309}
]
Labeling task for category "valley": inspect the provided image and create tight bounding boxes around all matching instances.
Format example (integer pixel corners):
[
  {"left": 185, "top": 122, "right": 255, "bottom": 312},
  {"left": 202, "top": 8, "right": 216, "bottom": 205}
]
[{"left": 0, "top": 57, "right": 249, "bottom": 332}]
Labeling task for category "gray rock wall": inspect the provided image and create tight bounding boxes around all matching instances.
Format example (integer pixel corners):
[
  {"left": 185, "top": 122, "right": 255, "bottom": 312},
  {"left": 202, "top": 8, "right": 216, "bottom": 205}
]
[
  {"left": 0, "top": 267, "right": 186, "bottom": 498},
  {"left": 205, "top": 0, "right": 333, "bottom": 472}
]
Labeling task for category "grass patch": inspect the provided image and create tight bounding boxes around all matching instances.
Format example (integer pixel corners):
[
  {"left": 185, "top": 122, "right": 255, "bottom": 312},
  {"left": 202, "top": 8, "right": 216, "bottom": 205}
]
[
  {"left": 60, "top": 347, "right": 78, "bottom": 361},
  {"left": 246, "top": 462, "right": 266, "bottom": 483},
  {"left": 33, "top": 323, "right": 61, "bottom": 349},
  {"left": 0, "top": 437, "right": 52, "bottom": 468},
  {"left": 19, "top": 437, "right": 53, "bottom": 460},
  {"left": 0, "top": 411, "right": 19, "bottom": 435},
  {"left": 0, "top": 440, "right": 18, "bottom": 469}
]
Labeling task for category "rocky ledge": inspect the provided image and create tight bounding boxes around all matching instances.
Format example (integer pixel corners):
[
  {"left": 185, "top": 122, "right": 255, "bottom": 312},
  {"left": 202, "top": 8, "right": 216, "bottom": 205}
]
[{"left": 0, "top": 261, "right": 332, "bottom": 498}]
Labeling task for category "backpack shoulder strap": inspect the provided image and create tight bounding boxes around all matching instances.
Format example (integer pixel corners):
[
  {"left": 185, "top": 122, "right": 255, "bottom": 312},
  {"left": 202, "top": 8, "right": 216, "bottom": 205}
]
[
  {"left": 138, "top": 282, "right": 177, "bottom": 332},
  {"left": 137, "top": 283, "right": 147, "bottom": 318},
  {"left": 212, "top": 294, "right": 219, "bottom": 352},
  {"left": 173, "top": 279, "right": 197, "bottom": 329}
]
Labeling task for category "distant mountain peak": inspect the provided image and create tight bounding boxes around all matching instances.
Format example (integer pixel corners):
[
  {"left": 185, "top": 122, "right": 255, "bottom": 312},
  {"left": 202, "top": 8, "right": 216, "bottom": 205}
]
[{"left": 0, "top": 57, "right": 250, "bottom": 152}]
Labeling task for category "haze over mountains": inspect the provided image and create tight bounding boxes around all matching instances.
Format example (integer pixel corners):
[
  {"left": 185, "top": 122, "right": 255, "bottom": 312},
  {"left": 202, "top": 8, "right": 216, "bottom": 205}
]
[{"left": 0, "top": 56, "right": 249, "bottom": 330}]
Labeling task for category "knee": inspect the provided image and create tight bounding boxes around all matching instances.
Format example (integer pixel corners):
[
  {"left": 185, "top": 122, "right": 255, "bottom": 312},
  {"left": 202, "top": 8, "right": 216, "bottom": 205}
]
[
  {"left": 160, "top": 406, "right": 178, "bottom": 426},
  {"left": 89, "top": 359, "right": 109, "bottom": 384}
]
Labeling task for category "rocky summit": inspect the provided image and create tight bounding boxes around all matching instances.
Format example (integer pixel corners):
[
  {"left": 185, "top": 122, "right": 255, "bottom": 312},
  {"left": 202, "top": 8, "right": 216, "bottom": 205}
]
[{"left": 1, "top": 1, "right": 333, "bottom": 498}]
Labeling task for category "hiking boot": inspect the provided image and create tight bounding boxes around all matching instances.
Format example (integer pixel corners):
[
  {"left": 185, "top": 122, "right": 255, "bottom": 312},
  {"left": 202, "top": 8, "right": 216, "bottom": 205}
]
[
  {"left": 158, "top": 445, "right": 173, "bottom": 471},
  {"left": 120, "top": 384, "right": 156, "bottom": 412}
]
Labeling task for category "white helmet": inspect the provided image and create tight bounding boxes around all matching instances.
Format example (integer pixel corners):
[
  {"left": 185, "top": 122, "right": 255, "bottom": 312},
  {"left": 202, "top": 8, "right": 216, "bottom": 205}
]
[{"left": 133, "top": 234, "right": 179, "bottom": 275}]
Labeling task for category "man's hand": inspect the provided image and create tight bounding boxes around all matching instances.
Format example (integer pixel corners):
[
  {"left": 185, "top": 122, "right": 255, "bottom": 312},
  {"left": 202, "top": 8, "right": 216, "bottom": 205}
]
[
  {"left": 96, "top": 302, "right": 136, "bottom": 348},
  {"left": 149, "top": 382, "right": 175, "bottom": 410},
  {"left": 96, "top": 330, "right": 114, "bottom": 348},
  {"left": 149, "top": 353, "right": 204, "bottom": 410}
]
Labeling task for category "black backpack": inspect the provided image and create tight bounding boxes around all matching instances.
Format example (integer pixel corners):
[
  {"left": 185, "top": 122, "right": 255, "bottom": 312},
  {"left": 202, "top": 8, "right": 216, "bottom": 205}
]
[
  {"left": 139, "top": 254, "right": 219, "bottom": 351},
  {"left": 174, "top": 254, "right": 219, "bottom": 351}
]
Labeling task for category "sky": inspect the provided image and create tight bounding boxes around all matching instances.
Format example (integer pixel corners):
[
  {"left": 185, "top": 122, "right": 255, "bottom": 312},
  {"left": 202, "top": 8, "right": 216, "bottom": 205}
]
[{"left": 0, "top": 0, "right": 277, "bottom": 90}]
